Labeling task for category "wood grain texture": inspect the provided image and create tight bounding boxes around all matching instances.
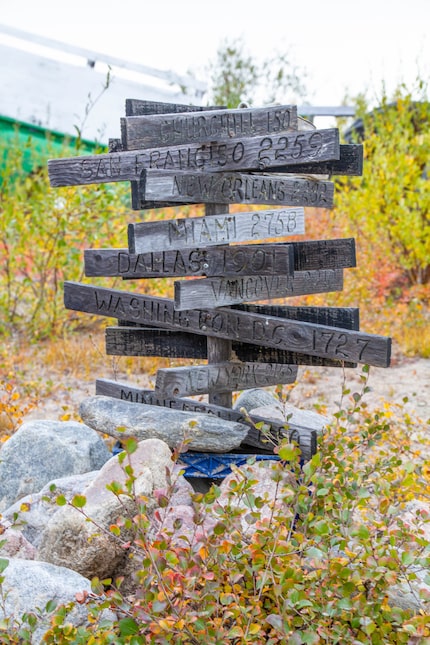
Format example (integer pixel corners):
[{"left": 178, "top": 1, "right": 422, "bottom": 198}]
[
  {"left": 125, "top": 99, "right": 225, "bottom": 116},
  {"left": 128, "top": 207, "right": 305, "bottom": 254},
  {"left": 63, "top": 282, "right": 391, "bottom": 367},
  {"left": 265, "top": 144, "right": 363, "bottom": 176},
  {"left": 173, "top": 269, "right": 344, "bottom": 310},
  {"left": 121, "top": 105, "right": 297, "bottom": 149},
  {"left": 105, "top": 308, "right": 358, "bottom": 366},
  {"left": 84, "top": 238, "right": 354, "bottom": 279},
  {"left": 203, "top": 202, "right": 233, "bottom": 407},
  {"left": 133, "top": 169, "right": 334, "bottom": 209},
  {"left": 95, "top": 378, "right": 318, "bottom": 459},
  {"left": 105, "top": 327, "right": 357, "bottom": 367},
  {"left": 292, "top": 238, "right": 356, "bottom": 271},
  {"left": 106, "top": 326, "right": 207, "bottom": 358},
  {"left": 126, "top": 100, "right": 224, "bottom": 209},
  {"left": 154, "top": 361, "right": 298, "bottom": 397},
  {"left": 105, "top": 326, "right": 353, "bottom": 366},
  {"left": 48, "top": 128, "right": 340, "bottom": 187},
  {"left": 234, "top": 304, "right": 359, "bottom": 329},
  {"left": 84, "top": 244, "right": 295, "bottom": 278}
]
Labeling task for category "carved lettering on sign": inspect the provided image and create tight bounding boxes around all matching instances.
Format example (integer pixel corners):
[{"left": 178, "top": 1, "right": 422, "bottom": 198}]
[
  {"left": 155, "top": 362, "right": 298, "bottom": 396},
  {"left": 128, "top": 207, "right": 305, "bottom": 254},
  {"left": 63, "top": 282, "right": 392, "bottom": 367},
  {"left": 172, "top": 173, "right": 329, "bottom": 204},
  {"left": 85, "top": 245, "right": 293, "bottom": 278},
  {"left": 121, "top": 105, "right": 297, "bottom": 148},
  {"left": 84, "top": 239, "right": 355, "bottom": 279},
  {"left": 48, "top": 129, "right": 340, "bottom": 187},
  {"left": 174, "top": 269, "right": 344, "bottom": 310}
]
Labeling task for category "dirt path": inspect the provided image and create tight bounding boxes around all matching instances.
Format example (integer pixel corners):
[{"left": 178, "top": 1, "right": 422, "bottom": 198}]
[
  {"left": 286, "top": 356, "right": 430, "bottom": 421},
  {"left": 25, "top": 353, "right": 430, "bottom": 426}
]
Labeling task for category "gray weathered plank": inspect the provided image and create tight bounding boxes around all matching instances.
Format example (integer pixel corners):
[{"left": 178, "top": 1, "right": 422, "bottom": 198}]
[
  {"left": 85, "top": 244, "right": 295, "bottom": 278},
  {"left": 84, "top": 238, "right": 355, "bottom": 279},
  {"left": 292, "top": 238, "right": 356, "bottom": 271},
  {"left": 48, "top": 128, "right": 340, "bottom": 187},
  {"left": 204, "top": 201, "right": 233, "bottom": 408},
  {"left": 174, "top": 269, "right": 344, "bottom": 310},
  {"left": 121, "top": 105, "right": 297, "bottom": 149},
  {"left": 154, "top": 361, "right": 298, "bottom": 397},
  {"left": 132, "top": 169, "right": 334, "bottom": 209},
  {"left": 264, "top": 144, "right": 363, "bottom": 176},
  {"left": 63, "top": 282, "right": 391, "bottom": 367},
  {"left": 105, "top": 325, "right": 357, "bottom": 367},
  {"left": 106, "top": 303, "right": 359, "bottom": 366},
  {"left": 128, "top": 207, "right": 305, "bottom": 254},
  {"left": 235, "top": 304, "right": 359, "bottom": 329},
  {"left": 95, "top": 377, "right": 318, "bottom": 459},
  {"left": 125, "top": 99, "right": 225, "bottom": 116}
]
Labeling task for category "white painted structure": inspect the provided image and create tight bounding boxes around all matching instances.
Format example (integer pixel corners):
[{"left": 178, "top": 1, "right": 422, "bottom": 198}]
[{"left": 0, "top": 24, "right": 207, "bottom": 144}]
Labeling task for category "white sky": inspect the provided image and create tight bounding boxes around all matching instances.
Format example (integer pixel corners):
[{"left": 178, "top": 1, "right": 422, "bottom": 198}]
[{"left": 1, "top": 0, "right": 429, "bottom": 108}]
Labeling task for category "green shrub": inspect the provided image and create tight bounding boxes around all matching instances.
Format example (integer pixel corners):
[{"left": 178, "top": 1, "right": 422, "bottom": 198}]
[
  {"left": 4, "top": 369, "right": 426, "bottom": 644},
  {"left": 0, "top": 132, "right": 130, "bottom": 338},
  {"left": 336, "top": 85, "right": 430, "bottom": 288}
]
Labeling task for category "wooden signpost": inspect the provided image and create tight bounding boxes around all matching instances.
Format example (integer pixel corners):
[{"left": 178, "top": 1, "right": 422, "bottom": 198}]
[{"left": 48, "top": 97, "right": 391, "bottom": 472}]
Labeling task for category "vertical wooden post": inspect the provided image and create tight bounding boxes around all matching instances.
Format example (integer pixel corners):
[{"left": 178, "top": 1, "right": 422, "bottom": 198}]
[{"left": 205, "top": 202, "right": 232, "bottom": 408}]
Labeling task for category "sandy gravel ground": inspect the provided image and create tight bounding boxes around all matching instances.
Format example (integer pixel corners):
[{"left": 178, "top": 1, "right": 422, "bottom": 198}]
[{"left": 25, "top": 353, "right": 430, "bottom": 427}]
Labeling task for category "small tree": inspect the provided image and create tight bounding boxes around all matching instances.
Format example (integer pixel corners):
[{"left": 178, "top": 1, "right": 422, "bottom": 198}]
[
  {"left": 208, "top": 38, "right": 308, "bottom": 109},
  {"left": 336, "top": 84, "right": 430, "bottom": 287}
]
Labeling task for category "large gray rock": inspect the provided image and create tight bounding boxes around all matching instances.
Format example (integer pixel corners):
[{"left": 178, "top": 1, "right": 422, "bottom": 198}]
[
  {"left": 0, "top": 420, "right": 111, "bottom": 511},
  {"left": 80, "top": 395, "right": 249, "bottom": 452},
  {"left": 0, "top": 558, "right": 114, "bottom": 644},
  {"left": 0, "top": 521, "right": 36, "bottom": 559},
  {"left": 234, "top": 388, "right": 328, "bottom": 461},
  {"left": 386, "top": 566, "right": 430, "bottom": 613},
  {"left": 3, "top": 471, "right": 98, "bottom": 547},
  {"left": 38, "top": 438, "right": 173, "bottom": 580},
  {"left": 234, "top": 388, "right": 284, "bottom": 414},
  {"left": 215, "top": 460, "right": 289, "bottom": 536},
  {"left": 234, "top": 387, "right": 329, "bottom": 434}
]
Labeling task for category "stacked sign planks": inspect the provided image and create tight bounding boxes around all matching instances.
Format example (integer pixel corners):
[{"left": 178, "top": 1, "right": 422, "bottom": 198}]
[{"left": 48, "top": 99, "right": 391, "bottom": 474}]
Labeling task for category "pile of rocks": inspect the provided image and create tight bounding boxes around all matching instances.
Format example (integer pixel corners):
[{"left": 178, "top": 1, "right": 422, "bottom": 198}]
[{"left": 0, "top": 390, "right": 427, "bottom": 642}]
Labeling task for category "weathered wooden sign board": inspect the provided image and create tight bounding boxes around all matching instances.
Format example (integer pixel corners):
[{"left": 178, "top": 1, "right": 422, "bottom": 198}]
[
  {"left": 47, "top": 96, "right": 392, "bottom": 465},
  {"left": 48, "top": 127, "right": 340, "bottom": 187},
  {"left": 84, "top": 238, "right": 356, "bottom": 279},
  {"left": 63, "top": 282, "right": 391, "bottom": 368},
  {"left": 121, "top": 104, "right": 298, "bottom": 149},
  {"left": 154, "top": 361, "right": 299, "bottom": 397},
  {"left": 85, "top": 244, "right": 295, "bottom": 278},
  {"left": 173, "top": 268, "right": 344, "bottom": 310},
  {"left": 264, "top": 143, "right": 363, "bottom": 176},
  {"left": 128, "top": 206, "right": 305, "bottom": 254},
  {"left": 130, "top": 170, "right": 334, "bottom": 209},
  {"left": 108, "top": 303, "right": 359, "bottom": 368}
]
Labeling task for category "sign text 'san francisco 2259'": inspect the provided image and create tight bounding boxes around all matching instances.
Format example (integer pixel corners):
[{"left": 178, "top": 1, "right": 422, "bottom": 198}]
[
  {"left": 63, "top": 282, "right": 391, "bottom": 367},
  {"left": 48, "top": 128, "right": 340, "bottom": 187}
]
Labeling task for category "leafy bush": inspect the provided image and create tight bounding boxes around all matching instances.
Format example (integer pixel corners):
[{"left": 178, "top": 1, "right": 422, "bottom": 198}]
[
  {"left": 336, "top": 86, "right": 430, "bottom": 288},
  {"left": 0, "top": 131, "right": 130, "bottom": 338},
  {"left": 1, "top": 371, "right": 425, "bottom": 643}
]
